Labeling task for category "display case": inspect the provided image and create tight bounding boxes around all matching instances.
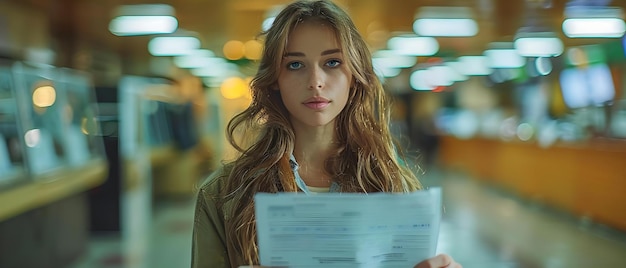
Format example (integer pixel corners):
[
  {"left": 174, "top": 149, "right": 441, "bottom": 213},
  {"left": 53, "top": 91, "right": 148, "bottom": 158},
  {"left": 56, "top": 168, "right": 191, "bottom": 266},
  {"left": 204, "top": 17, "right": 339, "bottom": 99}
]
[
  {"left": 11, "top": 62, "right": 65, "bottom": 175},
  {"left": 0, "top": 63, "right": 27, "bottom": 187},
  {"left": 0, "top": 61, "right": 109, "bottom": 268},
  {"left": 0, "top": 61, "right": 108, "bottom": 222}
]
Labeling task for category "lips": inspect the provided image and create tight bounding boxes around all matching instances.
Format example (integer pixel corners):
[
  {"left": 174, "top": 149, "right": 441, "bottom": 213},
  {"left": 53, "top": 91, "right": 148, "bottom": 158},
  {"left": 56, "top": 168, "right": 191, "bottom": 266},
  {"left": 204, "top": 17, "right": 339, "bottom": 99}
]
[{"left": 303, "top": 97, "right": 331, "bottom": 110}]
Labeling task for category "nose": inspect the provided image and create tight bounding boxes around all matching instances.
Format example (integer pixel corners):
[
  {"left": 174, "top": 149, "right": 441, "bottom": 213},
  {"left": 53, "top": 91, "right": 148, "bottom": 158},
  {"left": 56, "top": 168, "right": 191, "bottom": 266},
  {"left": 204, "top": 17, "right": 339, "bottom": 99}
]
[{"left": 308, "top": 65, "right": 324, "bottom": 90}]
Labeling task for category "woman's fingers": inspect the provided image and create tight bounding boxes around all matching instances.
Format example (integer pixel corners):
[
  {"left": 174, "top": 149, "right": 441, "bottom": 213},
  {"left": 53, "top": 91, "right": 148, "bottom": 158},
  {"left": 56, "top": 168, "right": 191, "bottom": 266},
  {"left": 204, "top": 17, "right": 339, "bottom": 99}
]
[
  {"left": 239, "top": 255, "right": 462, "bottom": 268},
  {"left": 414, "top": 254, "right": 461, "bottom": 268}
]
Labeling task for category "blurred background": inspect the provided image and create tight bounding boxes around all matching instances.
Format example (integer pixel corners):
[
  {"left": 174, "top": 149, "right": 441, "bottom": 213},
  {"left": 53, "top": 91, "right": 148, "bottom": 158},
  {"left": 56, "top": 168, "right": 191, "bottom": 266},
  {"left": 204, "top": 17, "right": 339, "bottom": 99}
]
[{"left": 0, "top": 0, "right": 625, "bottom": 267}]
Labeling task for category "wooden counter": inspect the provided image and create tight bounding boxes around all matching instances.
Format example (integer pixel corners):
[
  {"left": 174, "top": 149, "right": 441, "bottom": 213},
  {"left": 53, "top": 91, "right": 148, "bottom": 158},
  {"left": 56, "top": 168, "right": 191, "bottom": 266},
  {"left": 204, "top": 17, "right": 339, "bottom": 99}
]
[
  {"left": 0, "top": 159, "right": 108, "bottom": 222},
  {"left": 439, "top": 136, "right": 626, "bottom": 231}
]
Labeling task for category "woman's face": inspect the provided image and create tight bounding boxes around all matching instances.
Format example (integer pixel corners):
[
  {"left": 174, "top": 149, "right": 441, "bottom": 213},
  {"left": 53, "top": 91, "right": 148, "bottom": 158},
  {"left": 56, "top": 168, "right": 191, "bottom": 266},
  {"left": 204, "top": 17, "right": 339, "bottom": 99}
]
[{"left": 277, "top": 21, "right": 352, "bottom": 128}]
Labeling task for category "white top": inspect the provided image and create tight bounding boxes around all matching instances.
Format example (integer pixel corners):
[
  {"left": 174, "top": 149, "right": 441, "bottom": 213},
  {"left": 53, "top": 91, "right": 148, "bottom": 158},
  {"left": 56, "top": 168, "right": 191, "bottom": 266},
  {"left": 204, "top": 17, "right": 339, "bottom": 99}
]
[{"left": 306, "top": 185, "right": 330, "bottom": 193}]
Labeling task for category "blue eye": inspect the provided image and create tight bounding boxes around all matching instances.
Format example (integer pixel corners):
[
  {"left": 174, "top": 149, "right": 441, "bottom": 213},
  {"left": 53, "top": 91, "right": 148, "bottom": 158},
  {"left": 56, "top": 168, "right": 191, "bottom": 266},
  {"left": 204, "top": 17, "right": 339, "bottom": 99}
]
[
  {"left": 287, "top": 62, "right": 303, "bottom": 70},
  {"left": 326, "top": 59, "right": 341, "bottom": 68}
]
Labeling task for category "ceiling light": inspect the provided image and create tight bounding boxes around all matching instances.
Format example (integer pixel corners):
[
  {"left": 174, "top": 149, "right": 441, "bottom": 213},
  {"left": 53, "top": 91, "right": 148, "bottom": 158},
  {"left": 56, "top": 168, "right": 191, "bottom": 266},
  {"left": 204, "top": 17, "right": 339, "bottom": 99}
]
[
  {"left": 148, "top": 36, "right": 200, "bottom": 56},
  {"left": 113, "top": 4, "right": 175, "bottom": 16},
  {"left": 414, "top": 19, "right": 478, "bottom": 37},
  {"left": 173, "top": 49, "right": 218, "bottom": 68},
  {"left": 410, "top": 70, "right": 434, "bottom": 91},
  {"left": 563, "top": 18, "right": 625, "bottom": 38},
  {"left": 484, "top": 42, "right": 525, "bottom": 69},
  {"left": 514, "top": 32, "right": 564, "bottom": 57},
  {"left": 374, "top": 68, "right": 401, "bottom": 78},
  {"left": 192, "top": 63, "right": 240, "bottom": 78},
  {"left": 562, "top": 6, "right": 625, "bottom": 38},
  {"left": 372, "top": 50, "right": 417, "bottom": 69},
  {"left": 444, "top": 62, "right": 469, "bottom": 82},
  {"left": 109, "top": 4, "right": 178, "bottom": 36},
  {"left": 109, "top": 16, "right": 177, "bottom": 36},
  {"left": 413, "top": 7, "right": 478, "bottom": 37},
  {"left": 387, "top": 35, "right": 439, "bottom": 56},
  {"left": 427, "top": 66, "right": 455, "bottom": 86},
  {"left": 457, "top": 56, "right": 492, "bottom": 76}
]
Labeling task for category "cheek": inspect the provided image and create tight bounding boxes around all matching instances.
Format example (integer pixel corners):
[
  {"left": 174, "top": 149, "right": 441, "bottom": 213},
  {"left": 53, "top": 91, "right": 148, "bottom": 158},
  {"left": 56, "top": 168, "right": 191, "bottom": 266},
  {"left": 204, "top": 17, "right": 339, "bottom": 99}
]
[
  {"left": 277, "top": 84, "right": 298, "bottom": 105},
  {"left": 341, "top": 77, "right": 353, "bottom": 105},
  {"left": 277, "top": 72, "right": 299, "bottom": 90}
]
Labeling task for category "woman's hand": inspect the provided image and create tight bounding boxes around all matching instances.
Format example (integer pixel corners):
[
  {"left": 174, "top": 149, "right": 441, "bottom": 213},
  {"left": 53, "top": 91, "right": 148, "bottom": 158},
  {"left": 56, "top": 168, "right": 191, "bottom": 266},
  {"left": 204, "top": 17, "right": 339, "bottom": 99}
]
[
  {"left": 240, "top": 254, "right": 461, "bottom": 268},
  {"left": 414, "top": 254, "right": 462, "bottom": 268}
]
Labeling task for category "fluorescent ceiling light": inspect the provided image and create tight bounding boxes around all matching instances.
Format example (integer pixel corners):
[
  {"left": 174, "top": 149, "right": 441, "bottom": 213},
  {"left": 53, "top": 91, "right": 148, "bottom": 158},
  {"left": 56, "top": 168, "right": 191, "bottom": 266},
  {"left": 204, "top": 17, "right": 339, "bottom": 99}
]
[
  {"left": 174, "top": 49, "right": 218, "bottom": 68},
  {"left": 484, "top": 43, "right": 525, "bottom": 68},
  {"left": 485, "top": 49, "right": 525, "bottom": 68},
  {"left": 387, "top": 35, "right": 439, "bottom": 56},
  {"left": 562, "top": 6, "right": 625, "bottom": 38},
  {"left": 374, "top": 68, "right": 401, "bottom": 78},
  {"left": 409, "top": 66, "right": 457, "bottom": 91},
  {"left": 176, "top": 56, "right": 225, "bottom": 70},
  {"left": 514, "top": 34, "right": 564, "bottom": 57},
  {"left": 457, "top": 56, "right": 492, "bottom": 75},
  {"left": 109, "top": 16, "right": 178, "bottom": 36},
  {"left": 428, "top": 66, "right": 454, "bottom": 86},
  {"left": 413, "top": 6, "right": 478, "bottom": 37},
  {"left": 114, "top": 4, "right": 175, "bottom": 16},
  {"left": 192, "top": 62, "right": 240, "bottom": 78},
  {"left": 148, "top": 36, "right": 200, "bottom": 56},
  {"left": 444, "top": 62, "right": 469, "bottom": 81},
  {"left": 410, "top": 70, "right": 434, "bottom": 91},
  {"left": 413, "top": 18, "right": 478, "bottom": 37},
  {"left": 109, "top": 4, "right": 177, "bottom": 36},
  {"left": 372, "top": 50, "right": 417, "bottom": 69},
  {"left": 562, "top": 18, "right": 625, "bottom": 38}
]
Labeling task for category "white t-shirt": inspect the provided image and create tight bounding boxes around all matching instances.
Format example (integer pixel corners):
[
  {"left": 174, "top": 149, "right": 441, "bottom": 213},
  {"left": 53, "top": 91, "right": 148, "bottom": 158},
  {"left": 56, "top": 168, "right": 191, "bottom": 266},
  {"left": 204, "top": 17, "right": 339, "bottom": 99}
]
[{"left": 307, "top": 185, "right": 330, "bottom": 193}]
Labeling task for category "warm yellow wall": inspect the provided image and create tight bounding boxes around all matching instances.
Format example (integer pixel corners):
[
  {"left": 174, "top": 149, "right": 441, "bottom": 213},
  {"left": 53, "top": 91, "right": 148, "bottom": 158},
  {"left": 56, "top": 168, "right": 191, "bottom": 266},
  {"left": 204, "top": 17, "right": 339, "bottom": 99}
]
[{"left": 0, "top": 2, "right": 51, "bottom": 58}]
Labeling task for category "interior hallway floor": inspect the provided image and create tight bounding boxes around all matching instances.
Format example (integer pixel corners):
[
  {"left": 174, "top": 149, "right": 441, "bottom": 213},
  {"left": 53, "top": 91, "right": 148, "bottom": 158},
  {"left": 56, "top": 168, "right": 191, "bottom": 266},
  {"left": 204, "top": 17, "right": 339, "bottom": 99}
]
[{"left": 69, "top": 166, "right": 626, "bottom": 268}]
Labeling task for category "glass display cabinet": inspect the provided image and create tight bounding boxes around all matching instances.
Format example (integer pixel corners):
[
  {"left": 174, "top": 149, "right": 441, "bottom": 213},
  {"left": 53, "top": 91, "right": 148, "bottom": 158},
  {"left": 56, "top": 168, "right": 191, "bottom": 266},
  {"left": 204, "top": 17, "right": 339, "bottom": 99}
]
[
  {"left": 0, "top": 61, "right": 108, "bottom": 222},
  {"left": 0, "top": 61, "right": 109, "bottom": 268},
  {"left": 11, "top": 62, "right": 66, "bottom": 175},
  {"left": 0, "top": 63, "right": 26, "bottom": 187}
]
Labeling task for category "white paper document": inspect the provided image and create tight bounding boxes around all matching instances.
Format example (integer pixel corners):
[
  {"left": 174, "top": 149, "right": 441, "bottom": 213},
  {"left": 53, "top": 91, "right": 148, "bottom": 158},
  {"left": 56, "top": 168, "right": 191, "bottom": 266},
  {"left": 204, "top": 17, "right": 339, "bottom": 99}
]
[{"left": 254, "top": 188, "right": 442, "bottom": 268}]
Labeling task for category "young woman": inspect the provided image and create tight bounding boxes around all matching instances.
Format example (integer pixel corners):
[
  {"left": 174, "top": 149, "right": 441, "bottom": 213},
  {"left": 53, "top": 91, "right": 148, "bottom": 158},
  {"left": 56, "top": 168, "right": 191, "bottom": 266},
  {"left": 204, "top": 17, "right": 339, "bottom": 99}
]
[{"left": 192, "top": 1, "right": 460, "bottom": 267}]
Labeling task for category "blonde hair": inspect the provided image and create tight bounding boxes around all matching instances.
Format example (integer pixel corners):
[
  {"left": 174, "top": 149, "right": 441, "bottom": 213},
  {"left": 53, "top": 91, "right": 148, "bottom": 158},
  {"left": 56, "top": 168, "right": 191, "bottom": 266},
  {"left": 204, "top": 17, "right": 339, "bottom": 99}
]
[{"left": 219, "top": 0, "right": 422, "bottom": 265}]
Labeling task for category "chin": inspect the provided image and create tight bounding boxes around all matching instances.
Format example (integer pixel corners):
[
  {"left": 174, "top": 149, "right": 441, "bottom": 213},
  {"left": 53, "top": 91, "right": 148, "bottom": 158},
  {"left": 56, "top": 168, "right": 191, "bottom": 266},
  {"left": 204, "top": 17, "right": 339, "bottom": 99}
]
[
  {"left": 291, "top": 114, "right": 338, "bottom": 128},
  {"left": 306, "top": 121, "right": 331, "bottom": 127},
  {"left": 299, "top": 117, "right": 334, "bottom": 127}
]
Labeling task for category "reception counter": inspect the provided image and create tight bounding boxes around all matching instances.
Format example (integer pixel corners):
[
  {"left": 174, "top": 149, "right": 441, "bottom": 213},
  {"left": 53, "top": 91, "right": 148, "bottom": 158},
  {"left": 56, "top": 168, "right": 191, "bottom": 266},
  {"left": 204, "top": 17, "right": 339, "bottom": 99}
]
[{"left": 438, "top": 135, "right": 626, "bottom": 231}]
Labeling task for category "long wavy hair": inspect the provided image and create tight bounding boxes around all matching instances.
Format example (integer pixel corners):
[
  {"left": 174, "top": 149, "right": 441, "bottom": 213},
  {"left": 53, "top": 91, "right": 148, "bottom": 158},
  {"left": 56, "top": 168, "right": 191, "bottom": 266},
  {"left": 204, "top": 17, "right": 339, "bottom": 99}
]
[{"left": 219, "top": 0, "right": 422, "bottom": 265}]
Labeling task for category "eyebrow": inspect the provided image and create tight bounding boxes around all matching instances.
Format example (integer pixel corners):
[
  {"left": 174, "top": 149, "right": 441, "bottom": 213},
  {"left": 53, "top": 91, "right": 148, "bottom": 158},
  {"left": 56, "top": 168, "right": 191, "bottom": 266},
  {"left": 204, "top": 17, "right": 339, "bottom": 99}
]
[{"left": 284, "top": 49, "right": 342, "bottom": 57}]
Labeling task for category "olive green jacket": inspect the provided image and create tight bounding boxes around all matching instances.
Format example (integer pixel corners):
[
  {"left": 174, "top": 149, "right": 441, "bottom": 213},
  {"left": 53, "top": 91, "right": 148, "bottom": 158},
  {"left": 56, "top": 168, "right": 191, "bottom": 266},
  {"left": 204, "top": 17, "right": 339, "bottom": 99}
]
[
  {"left": 191, "top": 156, "right": 341, "bottom": 267},
  {"left": 191, "top": 167, "right": 244, "bottom": 268},
  {"left": 191, "top": 157, "right": 413, "bottom": 267}
]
